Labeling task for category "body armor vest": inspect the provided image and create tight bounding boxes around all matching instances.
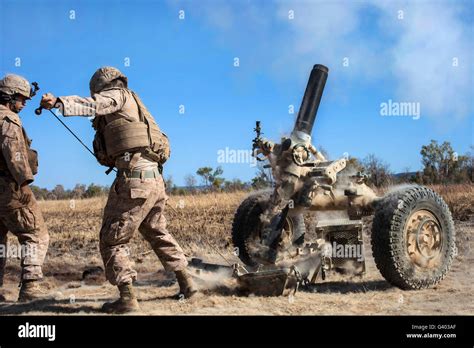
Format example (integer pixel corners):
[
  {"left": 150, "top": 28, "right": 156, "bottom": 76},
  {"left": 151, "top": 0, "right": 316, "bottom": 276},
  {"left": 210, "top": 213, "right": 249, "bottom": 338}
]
[{"left": 92, "top": 89, "right": 170, "bottom": 169}]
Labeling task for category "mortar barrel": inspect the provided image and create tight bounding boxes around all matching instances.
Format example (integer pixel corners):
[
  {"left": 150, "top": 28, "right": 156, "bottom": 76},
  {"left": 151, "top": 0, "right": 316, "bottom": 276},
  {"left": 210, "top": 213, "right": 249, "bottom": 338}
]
[{"left": 294, "top": 64, "right": 329, "bottom": 136}]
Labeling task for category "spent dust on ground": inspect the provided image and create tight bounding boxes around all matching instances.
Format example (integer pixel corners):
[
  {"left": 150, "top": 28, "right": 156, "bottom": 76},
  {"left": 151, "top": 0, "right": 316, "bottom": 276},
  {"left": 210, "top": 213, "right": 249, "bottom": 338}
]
[{"left": 0, "top": 188, "right": 472, "bottom": 315}]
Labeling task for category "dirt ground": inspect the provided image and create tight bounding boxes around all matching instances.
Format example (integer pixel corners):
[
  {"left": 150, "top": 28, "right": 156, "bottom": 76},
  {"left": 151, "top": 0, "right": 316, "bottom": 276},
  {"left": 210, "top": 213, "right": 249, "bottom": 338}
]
[{"left": 0, "top": 192, "right": 472, "bottom": 315}]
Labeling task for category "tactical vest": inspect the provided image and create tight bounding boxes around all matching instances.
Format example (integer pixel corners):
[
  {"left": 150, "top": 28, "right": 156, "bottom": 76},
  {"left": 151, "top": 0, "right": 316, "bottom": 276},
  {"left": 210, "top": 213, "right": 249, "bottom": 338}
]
[
  {"left": 92, "top": 89, "right": 170, "bottom": 169},
  {"left": 0, "top": 109, "right": 38, "bottom": 175}
]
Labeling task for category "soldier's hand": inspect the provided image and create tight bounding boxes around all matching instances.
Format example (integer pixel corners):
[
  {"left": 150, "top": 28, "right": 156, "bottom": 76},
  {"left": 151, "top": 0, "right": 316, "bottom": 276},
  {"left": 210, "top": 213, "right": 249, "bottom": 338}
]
[
  {"left": 19, "top": 185, "right": 32, "bottom": 205},
  {"left": 40, "top": 93, "right": 57, "bottom": 110}
]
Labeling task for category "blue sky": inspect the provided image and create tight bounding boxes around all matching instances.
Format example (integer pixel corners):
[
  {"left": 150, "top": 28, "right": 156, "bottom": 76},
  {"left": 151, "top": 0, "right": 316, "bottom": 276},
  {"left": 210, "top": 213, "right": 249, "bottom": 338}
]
[{"left": 1, "top": 0, "right": 472, "bottom": 189}]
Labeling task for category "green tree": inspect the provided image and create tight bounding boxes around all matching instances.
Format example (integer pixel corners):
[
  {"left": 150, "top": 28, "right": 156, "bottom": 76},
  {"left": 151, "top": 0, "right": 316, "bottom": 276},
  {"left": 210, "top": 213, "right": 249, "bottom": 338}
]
[
  {"left": 72, "top": 184, "right": 86, "bottom": 198},
  {"left": 420, "top": 140, "right": 469, "bottom": 184},
  {"left": 85, "top": 183, "right": 103, "bottom": 198},
  {"left": 224, "top": 179, "right": 247, "bottom": 192},
  {"left": 30, "top": 185, "right": 48, "bottom": 200},
  {"left": 52, "top": 184, "right": 66, "bottom": 200},
  {"left": 196, "top": 166, "right": 224, "bottom": 190},
  {"left": 210, "top": 166, "right": 224, "bottom": 189},
  {"left": 196, "top": 167, "right": 213, "bottom": 187}
]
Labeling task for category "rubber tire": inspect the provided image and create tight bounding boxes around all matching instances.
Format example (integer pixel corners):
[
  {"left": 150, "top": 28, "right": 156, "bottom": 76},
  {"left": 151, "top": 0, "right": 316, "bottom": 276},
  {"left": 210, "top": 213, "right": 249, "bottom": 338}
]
[
  {"left": 232, "top": 191, "right": 306, "bottom": 267},
  {"left": 371, "top": 185, "right": 456, "bottom": 290}
]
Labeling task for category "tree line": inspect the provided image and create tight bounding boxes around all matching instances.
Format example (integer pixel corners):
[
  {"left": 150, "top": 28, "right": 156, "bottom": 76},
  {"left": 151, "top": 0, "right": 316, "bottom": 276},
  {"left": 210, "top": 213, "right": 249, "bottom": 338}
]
[
  {"left": 31, "top": 140, "right": 473, "bottom": 200},
  {"left": 346, "top": 140, "right": 473, "bottom": 187},
  {"left": 31, "top": 183, "right": 110, "bottom": 200}
]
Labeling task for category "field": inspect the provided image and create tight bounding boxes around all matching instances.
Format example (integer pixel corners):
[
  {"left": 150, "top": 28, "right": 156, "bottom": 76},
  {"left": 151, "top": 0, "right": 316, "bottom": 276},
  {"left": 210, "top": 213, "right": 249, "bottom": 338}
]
[{"left": 0, "top": 184, "right": 473, "bottom": 315}]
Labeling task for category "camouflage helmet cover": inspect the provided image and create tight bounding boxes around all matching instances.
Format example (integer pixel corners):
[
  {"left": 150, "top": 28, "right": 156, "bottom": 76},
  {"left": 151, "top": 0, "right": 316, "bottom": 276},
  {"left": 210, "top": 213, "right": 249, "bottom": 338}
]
[
  {"left": 0, "top": 74, "right": 32, "bottom": 99},
  {"left": 89, "top": 66, "right": 128, "bottom": 94}
]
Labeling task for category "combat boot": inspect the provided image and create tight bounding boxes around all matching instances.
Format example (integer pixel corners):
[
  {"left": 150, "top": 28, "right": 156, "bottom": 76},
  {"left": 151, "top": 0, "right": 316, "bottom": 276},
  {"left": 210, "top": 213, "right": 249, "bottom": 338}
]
[
  {"left": 17, "top": 280, "right": 48, "bottom": 302},
  {"left": 102, "top": 283, "right": 140, "bottom": 314},
  {"left": 175, "top": 269, "right": 197, "bottom": 299}
]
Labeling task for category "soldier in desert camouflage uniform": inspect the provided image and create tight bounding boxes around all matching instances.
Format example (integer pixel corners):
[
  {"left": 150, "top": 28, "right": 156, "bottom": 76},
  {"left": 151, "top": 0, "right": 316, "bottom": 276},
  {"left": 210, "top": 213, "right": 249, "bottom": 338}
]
[
  {"left": 40, "top": 67, "right": 196, "bottom": 313},
  {"left": 0, "top": 74, "right": 50, "bottom": 302}
]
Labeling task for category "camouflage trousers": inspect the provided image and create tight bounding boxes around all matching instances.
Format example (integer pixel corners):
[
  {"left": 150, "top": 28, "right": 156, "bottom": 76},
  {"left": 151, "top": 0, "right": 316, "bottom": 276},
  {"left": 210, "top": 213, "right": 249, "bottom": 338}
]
[
  {"left": 0, "top": 186, "right": 50, "bottom": 284},
  {"left": 100, "top": 172, "right": 188, "bottom": 286}
]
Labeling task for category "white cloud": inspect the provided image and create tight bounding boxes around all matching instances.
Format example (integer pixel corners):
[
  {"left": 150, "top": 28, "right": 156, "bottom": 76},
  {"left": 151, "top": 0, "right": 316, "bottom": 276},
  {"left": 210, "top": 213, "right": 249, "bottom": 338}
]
[
  {"left": 274, "top": 0, "right": 472, "bottom": 122},
  {"left": 168, "top": 0, "right": 473, "bottom": 123},
  {"left": 377, "top": 1, "right": 472, "bottom": 121}
]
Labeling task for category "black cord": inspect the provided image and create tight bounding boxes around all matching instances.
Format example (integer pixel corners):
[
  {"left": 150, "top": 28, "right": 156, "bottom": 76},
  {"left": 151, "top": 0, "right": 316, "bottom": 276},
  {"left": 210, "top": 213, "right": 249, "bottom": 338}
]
[
  {"left": 47, "top": 109, "right": 118, "bottom": 174},
  {"left": 47, "top": 109, "right": 96, "bottom": 158}
]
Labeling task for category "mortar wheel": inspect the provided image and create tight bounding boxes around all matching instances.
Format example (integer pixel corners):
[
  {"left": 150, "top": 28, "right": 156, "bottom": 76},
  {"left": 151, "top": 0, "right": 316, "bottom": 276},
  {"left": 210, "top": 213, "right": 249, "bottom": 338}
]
[
  {"left": 232, "top": 191, "right": 306, "bottom": 267},
  {"left": 371, "top": 185, "right": 456, "bottom": 290}
]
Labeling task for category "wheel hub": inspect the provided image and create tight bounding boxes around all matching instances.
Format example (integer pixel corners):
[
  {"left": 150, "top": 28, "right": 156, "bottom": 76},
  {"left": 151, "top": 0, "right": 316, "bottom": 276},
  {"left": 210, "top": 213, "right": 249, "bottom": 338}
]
[{"left": 405, "top": 209, "right": 443, "bottom": 269}]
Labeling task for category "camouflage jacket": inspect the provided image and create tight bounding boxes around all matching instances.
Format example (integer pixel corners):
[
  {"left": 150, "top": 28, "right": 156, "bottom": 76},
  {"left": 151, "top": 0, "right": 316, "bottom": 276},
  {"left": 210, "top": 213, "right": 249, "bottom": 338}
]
[
  {"left": 57, "top": 89, "right": 160, "bottom": 170},
  {"left": 0, "top": 105, "right": 36, "bottom": 187}
]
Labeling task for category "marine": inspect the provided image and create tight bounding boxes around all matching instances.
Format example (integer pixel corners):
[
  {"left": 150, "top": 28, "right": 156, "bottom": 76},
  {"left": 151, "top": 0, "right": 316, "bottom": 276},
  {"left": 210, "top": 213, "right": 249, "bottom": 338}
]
[
  {"left": 40, "top": 67, "right": 196, "bottom": 313},
  {"left": 0, "top": 74, "right": 50, "bottom": 302}
]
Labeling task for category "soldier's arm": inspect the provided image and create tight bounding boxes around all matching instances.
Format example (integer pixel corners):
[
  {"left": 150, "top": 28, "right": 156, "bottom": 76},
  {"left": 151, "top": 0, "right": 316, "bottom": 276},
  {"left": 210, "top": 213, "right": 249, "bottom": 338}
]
[
  {"left": 0, "top": 121, "right": 34, "bottom": 187},
  {"left": 56, "top": 89, "right": 126, "bottom": 117}
]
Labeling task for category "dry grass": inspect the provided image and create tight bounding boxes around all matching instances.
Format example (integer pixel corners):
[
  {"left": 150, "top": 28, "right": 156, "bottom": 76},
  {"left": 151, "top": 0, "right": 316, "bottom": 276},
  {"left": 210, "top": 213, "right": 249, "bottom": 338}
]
[
  {"left": 38, "top": 191, "right": 248, "bottom": 263},
  {"left": 1, "top": 184, "right": 472, "bottom": 315},
  {"left": 32, "top": 183, "right": 472, "bottom": 268},
  {"left": 429, "top": 184, "right": 474, "bottom": 221},
  {"left": 371, "top": 183, "right": 473, "bottom": 221},
  {"left": 164, "top": 191, "right": 248, "bottom": 253}
]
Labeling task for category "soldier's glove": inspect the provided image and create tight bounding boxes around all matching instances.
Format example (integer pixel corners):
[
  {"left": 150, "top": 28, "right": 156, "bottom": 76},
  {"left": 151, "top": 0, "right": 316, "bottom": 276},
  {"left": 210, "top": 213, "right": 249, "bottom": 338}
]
[
  {"left": 40, "top": 93, "right": 57, "bottom": 110},
  {"left": 19, "top": 185, "right": 32, "bottom": 205}
]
